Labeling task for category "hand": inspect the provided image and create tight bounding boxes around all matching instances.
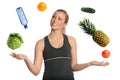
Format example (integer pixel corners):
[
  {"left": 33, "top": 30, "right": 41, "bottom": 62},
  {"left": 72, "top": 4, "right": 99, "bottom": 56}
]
[
  {"left": 90, "top": 61, "right": 109, "bottom": 66},
  {"left": 10, "top": 52, "right": 27, "bottom": 60}
]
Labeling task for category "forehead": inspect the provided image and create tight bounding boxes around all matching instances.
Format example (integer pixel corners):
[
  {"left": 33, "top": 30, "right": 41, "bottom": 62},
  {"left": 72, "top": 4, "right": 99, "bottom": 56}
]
[{"left": 53, "top": 11, "right": 66, "bottom": 18}]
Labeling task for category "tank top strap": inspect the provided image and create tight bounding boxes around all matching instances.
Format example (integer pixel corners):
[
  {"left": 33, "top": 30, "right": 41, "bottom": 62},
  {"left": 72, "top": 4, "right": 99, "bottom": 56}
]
[
  {"left": 63, "top": 34, "right": 71, "bottom": 48},
  {"left": 44, "top": 36, "right": 49, "bottom": 46}
]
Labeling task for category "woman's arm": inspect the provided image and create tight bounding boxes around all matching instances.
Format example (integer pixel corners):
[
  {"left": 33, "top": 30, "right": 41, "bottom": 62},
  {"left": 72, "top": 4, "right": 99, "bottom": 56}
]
[
  {"left": 71, "top": 61, "right": 109, "bottom": 71},
  {"left": 68, "top": 36, "right": 109, "bottom": 71},
  {"left": 10, "top": 39, "right": 44, "bottom": 75}
]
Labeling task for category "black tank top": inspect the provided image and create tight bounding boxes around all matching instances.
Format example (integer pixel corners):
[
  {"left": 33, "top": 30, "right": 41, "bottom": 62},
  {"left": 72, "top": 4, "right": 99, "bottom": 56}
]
[{"left": 43, "top": 34, "right": 74, "bottom": 80}]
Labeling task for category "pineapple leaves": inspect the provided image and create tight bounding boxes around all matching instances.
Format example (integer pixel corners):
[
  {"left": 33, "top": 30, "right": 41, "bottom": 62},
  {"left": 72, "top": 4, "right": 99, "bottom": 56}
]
[{"left": 79, "top": 18, "right": 96, "bottom": 35}]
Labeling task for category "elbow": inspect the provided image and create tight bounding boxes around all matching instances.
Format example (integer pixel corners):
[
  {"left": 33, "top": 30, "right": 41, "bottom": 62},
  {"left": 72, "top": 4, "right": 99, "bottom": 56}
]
[
  {"left": 72, "top": 68, "right": 77, "bottom": 72},
  {"left": 34, "top": 73, "right": 39, "bottom": 76},
  {"left": 31, "top": 70, "right": 40, "bottom": 76},
  {"left": 33, "top": 72, "right": 40, "bottom": 76},
  {"left": 72, "top": 64, "right": 78, "bottom": 71},
  {"left": 72, "top": 64, "right": 82, "bottom": 71},
  {"left": 32, "top": 67, "right": 41, "bottom": 76}
]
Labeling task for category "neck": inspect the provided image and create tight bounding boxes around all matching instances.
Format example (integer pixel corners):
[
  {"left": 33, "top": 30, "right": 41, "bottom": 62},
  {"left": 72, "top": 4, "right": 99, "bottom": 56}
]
[{"left": 48, "top": 30, "right": 64, "bottom": 39}]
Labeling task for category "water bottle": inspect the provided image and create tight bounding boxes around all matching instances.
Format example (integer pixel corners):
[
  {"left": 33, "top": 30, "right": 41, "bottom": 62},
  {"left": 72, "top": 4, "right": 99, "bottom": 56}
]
[{"left": 16, "top": 7, "right": 28, "bottom": 29}]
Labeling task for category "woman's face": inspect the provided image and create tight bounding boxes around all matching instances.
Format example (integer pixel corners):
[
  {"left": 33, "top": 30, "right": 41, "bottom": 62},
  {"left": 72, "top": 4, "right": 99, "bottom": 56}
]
[{"left": 50, "top": 11, "right": 67, "bottom": 30}]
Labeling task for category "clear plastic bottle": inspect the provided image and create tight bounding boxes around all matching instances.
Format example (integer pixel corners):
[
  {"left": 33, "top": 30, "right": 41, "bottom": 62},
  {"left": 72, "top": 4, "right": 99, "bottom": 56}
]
[{"left": 16, "top": 7, "right": 28, "bottom": 29}]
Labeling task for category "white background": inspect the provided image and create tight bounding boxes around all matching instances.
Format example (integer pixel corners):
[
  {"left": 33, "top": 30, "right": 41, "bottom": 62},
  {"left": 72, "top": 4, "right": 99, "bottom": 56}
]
[{"left": 0, "top": 0, "right": 119, "bottom": 80}]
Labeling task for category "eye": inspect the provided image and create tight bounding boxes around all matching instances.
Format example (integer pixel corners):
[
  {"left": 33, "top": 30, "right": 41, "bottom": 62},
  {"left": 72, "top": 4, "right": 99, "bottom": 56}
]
[
  {"left": 58, "top": 17, "right": 62, "bottom": 20},
  {"left": 52, "top": 16, "right": 55, "bottom": 18}
]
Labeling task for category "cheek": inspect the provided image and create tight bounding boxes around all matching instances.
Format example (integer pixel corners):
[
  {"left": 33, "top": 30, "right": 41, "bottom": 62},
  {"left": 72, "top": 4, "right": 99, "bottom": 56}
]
[
  {"left": 50, "top": 20, "right": 53, "bottom": 26},
  {"left": 59, "top": 22, "right": 65, "bottom": 26}
]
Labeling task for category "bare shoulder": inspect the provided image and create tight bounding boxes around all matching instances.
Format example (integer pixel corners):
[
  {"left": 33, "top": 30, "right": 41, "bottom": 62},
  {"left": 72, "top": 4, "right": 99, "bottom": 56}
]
[
  {"left": 67, "top": 35, "right": 76, "bottom": 42},
  {"left": 66, "top": 35, "right": 76, "bottom": 45},
  {"left": 36, "top": 38, "right": 44, "bottom": 44},
  {"left": 35, "top": 37, "right": 45, "bottom": 50}
]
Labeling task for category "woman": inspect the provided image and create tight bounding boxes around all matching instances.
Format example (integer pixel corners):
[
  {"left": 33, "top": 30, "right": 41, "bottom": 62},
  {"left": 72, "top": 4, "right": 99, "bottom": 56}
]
[{"left": 10, "top": 9, "right": 109, "bottom": 80}]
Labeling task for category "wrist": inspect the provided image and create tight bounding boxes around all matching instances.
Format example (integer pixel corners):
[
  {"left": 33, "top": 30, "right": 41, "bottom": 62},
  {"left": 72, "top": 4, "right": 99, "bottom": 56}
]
[
  {"left": 23, "top": 55, "right": 27, "bottom": 60},
  {"left": 87, "top": 62, "right": 92, "bottom": 66}
]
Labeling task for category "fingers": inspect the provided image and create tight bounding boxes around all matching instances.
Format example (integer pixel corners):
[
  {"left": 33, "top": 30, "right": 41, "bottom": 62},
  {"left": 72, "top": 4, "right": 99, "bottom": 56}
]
[
  {"left": 91, "top": 61, "right": 109, "bottom": 66},
  {"left": 99, "top": 61, "right": 109, "bottom": 66},
  {"left": 10, "top": 52, "right": 23, "bottom": 60},
  {"left": 103, "top": 61, "right": 109, "bottom": 66},
  {"left": 10, "top": 52, "right": 17, "bottom": 58}
]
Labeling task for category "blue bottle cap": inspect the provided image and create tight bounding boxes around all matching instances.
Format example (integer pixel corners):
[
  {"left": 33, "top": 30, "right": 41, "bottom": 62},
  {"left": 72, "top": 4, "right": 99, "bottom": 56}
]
[{"left": 24, "top": 24, "right": 28, "bottom": 29}]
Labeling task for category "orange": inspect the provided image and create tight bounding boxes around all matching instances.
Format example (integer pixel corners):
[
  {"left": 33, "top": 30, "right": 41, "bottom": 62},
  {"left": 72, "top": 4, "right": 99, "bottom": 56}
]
[{"left": 37, "top": 2, "right": 47, "bottom": 11}]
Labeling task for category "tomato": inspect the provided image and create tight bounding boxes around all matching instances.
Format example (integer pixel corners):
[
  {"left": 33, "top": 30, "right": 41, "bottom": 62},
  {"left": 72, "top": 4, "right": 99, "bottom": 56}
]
[
  {"left": 37, "top": 2, "right": 47, "bottom": 11},
  {"left": 102, "top": 50, "right": 110, "bottom": 58}
]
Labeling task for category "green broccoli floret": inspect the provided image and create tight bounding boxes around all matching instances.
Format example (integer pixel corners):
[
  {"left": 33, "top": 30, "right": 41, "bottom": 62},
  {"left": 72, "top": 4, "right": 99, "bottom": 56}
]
[{"left": 7, "top": 33, "right": 24, "bottom": 50}]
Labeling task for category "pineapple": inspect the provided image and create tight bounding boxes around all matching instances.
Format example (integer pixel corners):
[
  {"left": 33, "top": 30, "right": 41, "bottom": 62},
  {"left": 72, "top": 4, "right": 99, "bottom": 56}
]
[{"left": 79, "top": 18, "right": 110, "bottom": 47}]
